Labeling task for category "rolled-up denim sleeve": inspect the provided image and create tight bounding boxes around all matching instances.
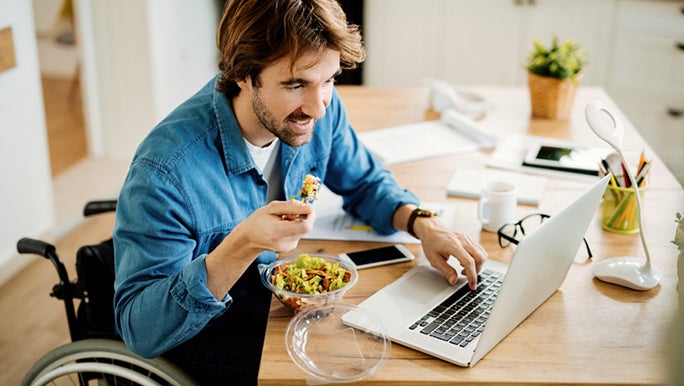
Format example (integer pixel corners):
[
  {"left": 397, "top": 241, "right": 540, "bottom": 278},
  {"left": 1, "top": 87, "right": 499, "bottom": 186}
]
[
  {"left": 115, "top": 246, "right": 231, "bottom": 358},
  {"left": 173, "top": 254, "right": 230, "bottom": 310}
]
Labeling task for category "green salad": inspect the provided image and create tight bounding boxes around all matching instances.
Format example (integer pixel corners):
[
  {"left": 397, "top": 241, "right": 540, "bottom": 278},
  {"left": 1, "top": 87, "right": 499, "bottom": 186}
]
[{"left": 271, "top": 254, "right": 351, "bottom": 294}]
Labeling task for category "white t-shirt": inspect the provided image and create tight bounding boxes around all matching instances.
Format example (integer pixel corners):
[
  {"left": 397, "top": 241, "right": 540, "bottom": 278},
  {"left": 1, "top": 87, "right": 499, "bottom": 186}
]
[{"left": 244, "top": 138, "right": 283, "bottom": 202}]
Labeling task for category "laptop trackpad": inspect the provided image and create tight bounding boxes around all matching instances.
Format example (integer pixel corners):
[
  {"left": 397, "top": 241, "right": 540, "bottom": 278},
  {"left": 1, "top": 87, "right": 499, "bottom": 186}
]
[{"left": 386, "top": 265, "right": 453, "bottom": 305}]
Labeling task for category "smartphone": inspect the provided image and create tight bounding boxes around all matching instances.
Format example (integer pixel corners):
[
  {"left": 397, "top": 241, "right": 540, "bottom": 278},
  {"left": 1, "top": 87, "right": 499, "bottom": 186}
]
[
  {"left": 522, "top": 141, "right": 610, "bottom": 176},
  {"left": 339, "top": 244, "right": 415, "bottom": 270}
]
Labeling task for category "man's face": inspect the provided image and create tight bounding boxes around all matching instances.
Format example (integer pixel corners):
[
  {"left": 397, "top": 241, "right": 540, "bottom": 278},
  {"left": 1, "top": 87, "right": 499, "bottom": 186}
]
[{"left": 239, "top": 49, "right": 341, "bottom": 147}]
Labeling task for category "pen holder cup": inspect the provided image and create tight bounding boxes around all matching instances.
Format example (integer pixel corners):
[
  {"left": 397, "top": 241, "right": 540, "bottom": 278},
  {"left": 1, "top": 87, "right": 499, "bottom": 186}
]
[{"left": 601, "top": 182, "right": 647, "bottom": 234}]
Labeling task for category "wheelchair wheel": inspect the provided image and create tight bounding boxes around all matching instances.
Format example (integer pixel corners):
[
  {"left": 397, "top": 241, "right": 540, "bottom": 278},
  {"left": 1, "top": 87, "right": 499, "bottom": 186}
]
[{"left": 22, "top": 339, "right": 198, "bottom": 386}]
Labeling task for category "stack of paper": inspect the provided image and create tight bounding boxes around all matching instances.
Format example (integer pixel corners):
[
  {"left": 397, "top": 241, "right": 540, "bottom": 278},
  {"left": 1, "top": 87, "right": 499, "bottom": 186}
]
[{"left": 358, "top": 109, "right": 497, "bottom": 165}]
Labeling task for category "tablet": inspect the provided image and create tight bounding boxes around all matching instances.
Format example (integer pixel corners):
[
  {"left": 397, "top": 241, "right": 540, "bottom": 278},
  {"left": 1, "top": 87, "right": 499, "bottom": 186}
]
[{"left": 522, "top": 141, "right": 610, "bottom": 176}]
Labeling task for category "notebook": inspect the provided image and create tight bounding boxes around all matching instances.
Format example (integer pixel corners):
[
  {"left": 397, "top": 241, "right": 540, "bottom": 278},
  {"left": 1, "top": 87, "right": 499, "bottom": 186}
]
[
  {"left": 342, "top": 175, "right": 610, "bottom": 367},
  {"left": 446, "top": 168, "right": 548, "bottom": 205}
]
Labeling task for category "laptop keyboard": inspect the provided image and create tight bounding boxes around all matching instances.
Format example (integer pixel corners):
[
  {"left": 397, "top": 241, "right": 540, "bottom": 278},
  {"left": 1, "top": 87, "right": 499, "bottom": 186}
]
[{"left": 408, "top": 269, "right": 503, "bottom": 348}]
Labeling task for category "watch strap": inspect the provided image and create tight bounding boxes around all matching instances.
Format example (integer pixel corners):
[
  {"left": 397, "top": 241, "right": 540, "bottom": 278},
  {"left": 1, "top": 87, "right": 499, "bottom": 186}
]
[{"left": 407, "top": 208, "right": 437, "bottom": 239}]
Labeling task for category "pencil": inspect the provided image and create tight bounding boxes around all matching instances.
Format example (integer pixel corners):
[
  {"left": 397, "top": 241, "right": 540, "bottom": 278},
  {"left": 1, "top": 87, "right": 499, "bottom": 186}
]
[
  {"left": 609, "top": 173, "right": 618, "bottom": 188},
  {"left": 636, "top": 160, "right": 651, "bottom": 188},
  {"left": 601, "top": 159, "right": 619, "bottom": 187},
  {"left": 637, "top": 149, "right": 646, "bottom": 174},
  {"left": 348, "top": 225, "right": 373, "bottom": 232}
]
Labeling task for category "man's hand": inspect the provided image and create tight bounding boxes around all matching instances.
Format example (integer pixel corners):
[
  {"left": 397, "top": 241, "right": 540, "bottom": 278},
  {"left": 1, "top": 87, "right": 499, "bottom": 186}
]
[
  {"left": 236, "top": 200, "right": 316, "bottom": 253},
  {"left": 393, "top": 205, "right": 487, "bottom": 290},
  {"left": 418, "top": 222, "right": 487, "bottom": 290},
  {"left": 205, "top": 200, "right": 316, "bottom": 300}
]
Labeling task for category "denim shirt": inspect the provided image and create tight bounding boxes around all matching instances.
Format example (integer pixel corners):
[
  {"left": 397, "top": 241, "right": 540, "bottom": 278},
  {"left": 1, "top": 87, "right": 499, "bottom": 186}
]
[{"left": 112, "top": 76, "right": 419, "bottom": 358}]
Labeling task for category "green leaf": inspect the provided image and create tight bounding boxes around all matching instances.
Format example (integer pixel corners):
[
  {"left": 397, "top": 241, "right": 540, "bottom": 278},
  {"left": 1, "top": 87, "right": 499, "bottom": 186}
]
[{"left": 526, "top": 35, "right": 587, "bottom": 81}]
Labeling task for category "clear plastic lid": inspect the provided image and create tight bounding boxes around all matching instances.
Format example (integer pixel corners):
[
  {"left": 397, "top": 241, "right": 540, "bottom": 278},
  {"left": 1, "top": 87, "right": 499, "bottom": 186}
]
[{"left": 285, "top": 302, "right": 390, "bottom": 383}]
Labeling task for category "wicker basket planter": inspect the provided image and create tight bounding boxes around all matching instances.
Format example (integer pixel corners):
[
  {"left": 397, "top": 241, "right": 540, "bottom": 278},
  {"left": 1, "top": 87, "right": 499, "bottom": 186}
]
[{"left": 527, "top": 72, "right": 580, "bottom": 120}]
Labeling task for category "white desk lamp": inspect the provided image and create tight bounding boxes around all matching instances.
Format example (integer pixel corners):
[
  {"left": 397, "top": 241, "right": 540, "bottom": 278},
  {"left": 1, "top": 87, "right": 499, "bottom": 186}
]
[{"left": 585, "top": 101, "right": 662, "bottom": 290}]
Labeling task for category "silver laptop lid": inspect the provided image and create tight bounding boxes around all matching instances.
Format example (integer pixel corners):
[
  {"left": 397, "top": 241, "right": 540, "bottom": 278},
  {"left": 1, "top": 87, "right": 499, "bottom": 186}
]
[{"left": 471, "top": 175, "right": 610, "bottom": 365}]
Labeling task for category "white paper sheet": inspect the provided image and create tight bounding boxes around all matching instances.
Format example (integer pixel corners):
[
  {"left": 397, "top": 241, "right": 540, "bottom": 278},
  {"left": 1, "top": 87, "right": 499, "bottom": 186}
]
[
  {"left": 358, "top": 109, "right": 497, "bottom": 165},
  {"left": 303, "top": 186, "right": 455, "bottom": 244}
]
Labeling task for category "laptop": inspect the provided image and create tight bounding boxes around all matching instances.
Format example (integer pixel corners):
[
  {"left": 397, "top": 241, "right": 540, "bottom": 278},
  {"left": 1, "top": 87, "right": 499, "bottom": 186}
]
[{"left": 342, "top": 175, "right": 610, "bottom": 367}]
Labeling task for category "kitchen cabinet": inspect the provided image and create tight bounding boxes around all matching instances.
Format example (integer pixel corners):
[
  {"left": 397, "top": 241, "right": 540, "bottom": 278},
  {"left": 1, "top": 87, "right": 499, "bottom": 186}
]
[
  {"left": 363, "top": 0, "right": 614, "bottom": 86},
  {"left": 607, "top": 0, "right": 684, "bottom": 182}
]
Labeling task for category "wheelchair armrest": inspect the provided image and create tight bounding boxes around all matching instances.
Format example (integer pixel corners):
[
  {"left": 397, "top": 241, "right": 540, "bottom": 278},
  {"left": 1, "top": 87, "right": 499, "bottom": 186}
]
[
  {"left": 83, "top": 200, "right": 117, "bottom": 217},
  {"left": 17, "top": 237, "right": 55, "bottom": 258}
]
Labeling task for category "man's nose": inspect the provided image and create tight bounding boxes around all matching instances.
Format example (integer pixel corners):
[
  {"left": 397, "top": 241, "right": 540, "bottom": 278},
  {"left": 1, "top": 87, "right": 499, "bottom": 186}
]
[{"left": 302, "top": 89, "right": 329, "bottom": 120}]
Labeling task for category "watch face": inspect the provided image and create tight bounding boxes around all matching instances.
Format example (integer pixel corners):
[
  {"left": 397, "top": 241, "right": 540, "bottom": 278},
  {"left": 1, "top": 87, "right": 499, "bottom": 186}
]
[{"left": 417, "top": 209, "right": 436, "bottom": 217}]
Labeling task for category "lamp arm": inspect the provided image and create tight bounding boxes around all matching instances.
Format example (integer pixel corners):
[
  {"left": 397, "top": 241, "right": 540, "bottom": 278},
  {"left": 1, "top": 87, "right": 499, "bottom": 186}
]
[{"left": 615, "top": 149, "right": 652, "bottom": 271}]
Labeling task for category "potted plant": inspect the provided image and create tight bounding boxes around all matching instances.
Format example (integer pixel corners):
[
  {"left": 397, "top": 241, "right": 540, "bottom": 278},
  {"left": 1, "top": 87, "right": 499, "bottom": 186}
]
[
  {"left": 674, "top": 212, "right": 684, "bottom": 297},
  {"left": 526, "top": 36, "right": 587, "bottom": 120}
]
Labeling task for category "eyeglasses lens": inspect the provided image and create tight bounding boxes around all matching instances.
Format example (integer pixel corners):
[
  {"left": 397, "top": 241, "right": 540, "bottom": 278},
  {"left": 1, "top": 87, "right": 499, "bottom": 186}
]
[
  {"left": 519, "top": 214, "right": 546, "bottom": 235},
  {"left": 498, "top": 223, "right": 517, "bottom": 248},
  {"left": 498, "top": 214, "right": 549, "bottom": 249}
]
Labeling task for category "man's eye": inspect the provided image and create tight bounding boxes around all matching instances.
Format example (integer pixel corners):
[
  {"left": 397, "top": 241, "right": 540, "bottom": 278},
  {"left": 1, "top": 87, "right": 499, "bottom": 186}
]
[{"left": 290, "top": 84, "right": 303, "bottom": 90}]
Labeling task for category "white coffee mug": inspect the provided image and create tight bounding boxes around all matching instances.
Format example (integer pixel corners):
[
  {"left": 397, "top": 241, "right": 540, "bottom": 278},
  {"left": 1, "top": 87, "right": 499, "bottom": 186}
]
[{"left": 478, "top": 181, "right": 518, "bottom": 232}]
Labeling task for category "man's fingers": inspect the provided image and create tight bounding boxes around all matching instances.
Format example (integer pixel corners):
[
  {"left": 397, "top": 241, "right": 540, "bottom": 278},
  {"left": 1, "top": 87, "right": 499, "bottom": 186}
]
[
  {"left": 457, "top": 235, "right": 488, "bottom": 288},
  {"left": 270, "top": 200, "right": 315, "bottom": 222},
  {"left": 461, "top": 258, "right": 478, "bottom": 290}
]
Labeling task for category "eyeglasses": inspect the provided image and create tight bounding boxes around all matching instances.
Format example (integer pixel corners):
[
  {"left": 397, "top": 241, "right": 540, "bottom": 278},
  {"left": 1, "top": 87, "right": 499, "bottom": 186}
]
[{"left": 497, "top": 213, "right": 593, "bottom": 259}]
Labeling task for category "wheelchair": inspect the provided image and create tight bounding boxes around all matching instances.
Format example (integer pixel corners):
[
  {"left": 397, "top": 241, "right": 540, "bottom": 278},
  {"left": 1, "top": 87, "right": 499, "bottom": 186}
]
[{"left": 16, "top": 200, "right": 198, "bottom": 386}]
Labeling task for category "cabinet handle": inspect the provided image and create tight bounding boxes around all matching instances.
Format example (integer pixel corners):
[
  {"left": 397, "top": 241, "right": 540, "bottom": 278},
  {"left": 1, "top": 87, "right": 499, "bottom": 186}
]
[
  {"left": 667, "top": 107, "right": 684, "bottom": 118},
  {"left": 528, "top": 0, "right": 536, "bottom": 5},
  {"left": 676, "top": 42, "right": 684, "bottom": 51},
  {"left": 514, "top": 0, "right": 524, "bottom": 5}
]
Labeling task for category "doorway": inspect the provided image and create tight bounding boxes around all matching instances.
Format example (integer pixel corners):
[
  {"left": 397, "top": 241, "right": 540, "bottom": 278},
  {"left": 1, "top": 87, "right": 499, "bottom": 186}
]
[{"left": 33, "top": 0, "right": 88, "bottom": 176}]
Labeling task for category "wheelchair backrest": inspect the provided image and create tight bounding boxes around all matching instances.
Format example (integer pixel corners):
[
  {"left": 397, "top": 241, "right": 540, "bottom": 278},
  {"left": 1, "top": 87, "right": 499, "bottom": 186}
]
[{"left": 75, "top": 238, "right": 118, "bottom": 340}]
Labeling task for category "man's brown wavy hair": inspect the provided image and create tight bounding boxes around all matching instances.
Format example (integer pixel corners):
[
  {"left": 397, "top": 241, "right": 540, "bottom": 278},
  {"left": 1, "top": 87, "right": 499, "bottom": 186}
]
[{"left": 216, "top": 0, "right": 365, "bottom": 98}]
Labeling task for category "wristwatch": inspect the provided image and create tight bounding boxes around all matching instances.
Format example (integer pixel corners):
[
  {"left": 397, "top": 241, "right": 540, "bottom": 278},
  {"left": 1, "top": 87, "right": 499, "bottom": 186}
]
[{"left": 407, "top": 207, "right": 438, "bottom": 239}]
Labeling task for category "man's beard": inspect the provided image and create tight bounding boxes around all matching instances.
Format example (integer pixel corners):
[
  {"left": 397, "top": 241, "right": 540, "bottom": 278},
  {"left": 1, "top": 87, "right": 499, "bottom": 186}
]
[{"left": 251, "top": 91, "right": 314, "bottom": 147}]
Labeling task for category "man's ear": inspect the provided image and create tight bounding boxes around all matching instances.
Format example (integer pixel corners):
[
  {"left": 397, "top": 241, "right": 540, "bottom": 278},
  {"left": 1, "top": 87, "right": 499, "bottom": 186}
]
[{"left": 236, "top": 76, "right": 250, "bottom": 91}]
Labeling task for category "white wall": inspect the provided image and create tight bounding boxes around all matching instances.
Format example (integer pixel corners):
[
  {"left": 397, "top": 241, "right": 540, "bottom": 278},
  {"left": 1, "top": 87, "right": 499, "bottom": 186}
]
[
  {"left": 75, "top": 0, "right": 219, "bottom": 161},
  {"left": 0, "top": 0, "right": 56, "bottom": 283},
  {"left": 77, "top": 0, "right": 155, "bottom": 161},
  {"left": 31, "top": 0, "right": 62, "bottom": 36},
  {"left": 147, "top": 0, "right": 219, "bottom": 120}
]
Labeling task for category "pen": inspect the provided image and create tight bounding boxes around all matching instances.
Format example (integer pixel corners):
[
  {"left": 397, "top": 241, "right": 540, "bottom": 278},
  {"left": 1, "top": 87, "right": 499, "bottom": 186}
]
[
  {"left": 598, "top": 162, "right": 607, "bottom": 176},
  {"left": 621, "top": 163, "right": 630, "bottom": 188}
]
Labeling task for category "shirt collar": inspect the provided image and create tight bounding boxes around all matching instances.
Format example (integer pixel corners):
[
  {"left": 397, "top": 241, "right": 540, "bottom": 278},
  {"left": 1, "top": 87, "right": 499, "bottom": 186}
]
[
  {"left": 211, "top": 77, "right": 257, "bottom": 176},
  {"left": 211, "top": 76, "right": 302, "bottom": 178}
]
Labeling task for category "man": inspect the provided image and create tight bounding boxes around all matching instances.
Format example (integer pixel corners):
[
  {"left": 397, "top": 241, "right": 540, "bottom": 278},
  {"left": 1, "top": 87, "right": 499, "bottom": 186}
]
[{"left": 113, "top": 0, "right": 487, "bottom": 384}]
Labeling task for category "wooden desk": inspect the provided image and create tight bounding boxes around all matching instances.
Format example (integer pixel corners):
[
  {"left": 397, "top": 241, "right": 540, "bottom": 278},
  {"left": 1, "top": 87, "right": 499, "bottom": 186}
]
[{"left": 258, "top": 86, "right": 684, "bottom": 385}]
